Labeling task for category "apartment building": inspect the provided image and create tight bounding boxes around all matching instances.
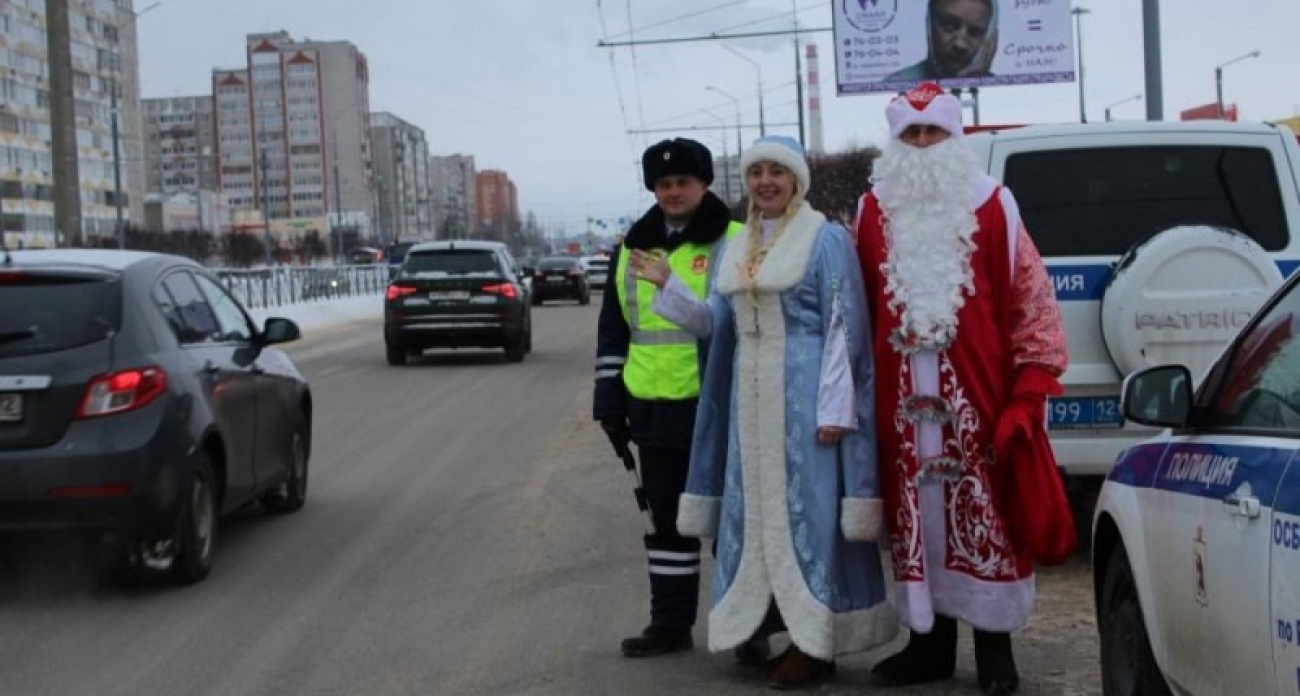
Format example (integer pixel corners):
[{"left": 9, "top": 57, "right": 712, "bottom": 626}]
[
  {"left": 212, "top": 32, "right": 373, "bottom": 242},
  {"left": 369, "top": 112, "right": 431, "bottom": 242},
  {"left": 1, "top": 0, "right": 146, "bottom": 248},
  {"left": 474, "top": 169, "right": 517, "bottom": 241},
  {"left": 142, "top": 95, "right": 216, "bottom": 194},
  {"left": 429, "top": 154, "right": 476, "bottom": 240}
]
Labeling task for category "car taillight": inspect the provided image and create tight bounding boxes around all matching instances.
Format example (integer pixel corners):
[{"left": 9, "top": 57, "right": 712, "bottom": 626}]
[
  {"left": 482, "top": 283, "right": 518, "bottom": 299},
  {"left": 77, "top": 366, "right": 167, "bottom": 419},
  {"left": 386, "top": 284, "right": 417, "bottom": 301}
]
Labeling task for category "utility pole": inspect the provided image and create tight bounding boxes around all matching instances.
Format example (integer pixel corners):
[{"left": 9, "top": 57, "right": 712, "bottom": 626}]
[
  {"left": 259, "top": 149, "right": 272, "bottom": 266},
  {"left": 111, "top": 76, "right": 125, "bottom": 248},
  {"left": 1072, "top": 7, "right": 1090, "bottom": 124},
  {"left": 46, "top": 0, "right": 81, "bottom": 247},
  {"left": 1143, "top": 0, "right": 1163, "bottom": 121},
  {"left": 331, "top": 129, "right": 344, "bottom": 262}
]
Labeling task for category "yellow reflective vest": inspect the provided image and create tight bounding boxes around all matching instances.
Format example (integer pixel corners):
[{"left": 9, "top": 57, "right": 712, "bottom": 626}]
[{"left": 616, "top": 221, "right": 743, "bottom": 400}]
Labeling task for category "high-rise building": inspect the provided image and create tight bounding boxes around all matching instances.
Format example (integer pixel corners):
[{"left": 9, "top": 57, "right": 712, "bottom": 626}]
[
  {"left": 2, "top": 0, "right": 146, "bottom": 248},
  {"left": 143, "top": 96, "right": 216, "bottom": 194},
  {"left": 429, "top": 154, "right": 476, "bottom": 240},
  {"left": 474, "top": 169, "right": 518, "bottom": 241},
  {"left": 212, "top": 32, "right": 373, "bottom": 244},
  {"left": 369, "top": 112, "right": 431, "bottom": 242}
]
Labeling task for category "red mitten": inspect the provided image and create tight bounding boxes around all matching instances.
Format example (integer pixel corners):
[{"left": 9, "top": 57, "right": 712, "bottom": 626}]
[{"left": 993, "top": 367, "right": 1063, "bottom": 463}]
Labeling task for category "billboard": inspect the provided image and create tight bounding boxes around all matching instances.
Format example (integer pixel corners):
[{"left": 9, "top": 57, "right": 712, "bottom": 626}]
[{"left": 833, "top": 0, "right": 1076, "bottom": 95}]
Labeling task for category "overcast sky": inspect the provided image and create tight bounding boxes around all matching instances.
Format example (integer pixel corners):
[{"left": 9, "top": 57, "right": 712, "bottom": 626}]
[{"left": 137, "top": 0, "right": 1300, "bottom": 233}]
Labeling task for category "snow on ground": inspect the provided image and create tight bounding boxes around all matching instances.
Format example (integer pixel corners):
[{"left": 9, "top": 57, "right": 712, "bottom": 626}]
[{"left": 248, "top": 293, "right": 383, "bottom": 334}]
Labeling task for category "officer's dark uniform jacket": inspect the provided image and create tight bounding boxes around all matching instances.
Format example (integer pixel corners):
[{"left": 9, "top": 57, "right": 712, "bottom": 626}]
[{"left": 593, "top": 190, "right": 735, "bottom": 634}]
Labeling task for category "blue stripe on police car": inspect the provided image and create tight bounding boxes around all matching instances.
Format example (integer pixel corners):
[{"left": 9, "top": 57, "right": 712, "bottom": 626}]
[{"left": 1049, "top": 259, "right": 1300, "bottom": 302}]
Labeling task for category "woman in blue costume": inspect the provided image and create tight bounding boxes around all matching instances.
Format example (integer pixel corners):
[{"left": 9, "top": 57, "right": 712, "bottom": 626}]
[{"left": 669, "top": 136, "right": 897, "bottom": 689}]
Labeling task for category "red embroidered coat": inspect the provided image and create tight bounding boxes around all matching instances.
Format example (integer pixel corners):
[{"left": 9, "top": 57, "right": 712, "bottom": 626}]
[{"left": 855, "top": 181, "right": 1067, "bottom": 632}]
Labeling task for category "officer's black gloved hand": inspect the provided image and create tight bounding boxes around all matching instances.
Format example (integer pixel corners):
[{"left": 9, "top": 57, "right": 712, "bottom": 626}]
[{"left": 600, "top": 418, "right": 631, "bottom": 455}]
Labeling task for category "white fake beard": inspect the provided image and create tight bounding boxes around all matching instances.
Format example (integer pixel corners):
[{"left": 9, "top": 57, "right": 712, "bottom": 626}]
[{"left": 870, "top": 138, "right": 980, "bottom": 352}]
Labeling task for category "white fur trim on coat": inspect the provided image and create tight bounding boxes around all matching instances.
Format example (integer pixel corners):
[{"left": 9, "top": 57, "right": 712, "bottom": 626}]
[
  {"left": 840, "top": 497, "right": 884, "bottom": 543},
  {"left": 714, "top": 202, "right": 824, "bottom": 296},
  {"left": 706, "top": 275, "right": 897, "bottom": 660},
  {"left": 677, "top": 493, "right": 721, "bottom": 538}
]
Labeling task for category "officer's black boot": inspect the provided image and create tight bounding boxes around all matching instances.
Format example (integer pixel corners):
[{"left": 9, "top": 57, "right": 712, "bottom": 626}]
[
  {"left": 622, "top": 541, "right": 699, "bottom": 658},
  {"left": 974, "top": 629, "right": 1019, "bottom": 695},
  {"left": 870, "top": 614, "right": 958, "bottom": 687}
]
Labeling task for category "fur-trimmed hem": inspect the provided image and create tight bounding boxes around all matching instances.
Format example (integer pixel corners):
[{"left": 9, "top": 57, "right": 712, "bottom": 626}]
[
  {"left": 677, "top": 493, "right": 721, "bottom": 538},
  {"left": 840, "top": 497, "right": 884, "bottom": 542}
]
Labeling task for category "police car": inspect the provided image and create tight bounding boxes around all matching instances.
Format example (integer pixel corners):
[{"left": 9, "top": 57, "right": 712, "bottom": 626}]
[
  {"left": 967, "top": 120, "right": 1300, "bottom": 527},
  {"left": 1092, "top": 267, "right": 1300, "bottom": 695}
]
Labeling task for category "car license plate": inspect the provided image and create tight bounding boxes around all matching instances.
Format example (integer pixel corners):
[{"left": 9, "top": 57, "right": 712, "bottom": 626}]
[
  {"left": 1048, "top": 396, "right": 1122, "bottom": 429},
  {"left": 429, "top": 291, "right": 470, "bottom": 301},
  {"left": 0, "top": 392, "right": 22, "bottom": 422},
  {"left": 547, "top": 273, "right": 565, "bottom": 279}
]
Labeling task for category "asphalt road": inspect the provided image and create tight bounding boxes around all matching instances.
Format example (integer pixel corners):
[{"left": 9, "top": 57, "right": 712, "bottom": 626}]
[{"left": 0, "top": 298, "right": 1102, "bottom": 695}]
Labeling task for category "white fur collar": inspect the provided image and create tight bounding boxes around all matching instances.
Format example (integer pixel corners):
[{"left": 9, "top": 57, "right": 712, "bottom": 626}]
[{"left": 715, "top": 202, "right": 825, "bottom": 295}]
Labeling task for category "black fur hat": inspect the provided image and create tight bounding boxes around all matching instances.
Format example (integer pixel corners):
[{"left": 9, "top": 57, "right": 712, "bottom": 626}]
[{"left": 641, "top": 138, "right": 714, "bottom": 191}]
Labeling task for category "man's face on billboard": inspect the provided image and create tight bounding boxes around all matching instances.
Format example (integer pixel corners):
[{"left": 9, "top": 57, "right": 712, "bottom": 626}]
[{"left": 929, "top": 0, "right": 993, "bottom": 76}]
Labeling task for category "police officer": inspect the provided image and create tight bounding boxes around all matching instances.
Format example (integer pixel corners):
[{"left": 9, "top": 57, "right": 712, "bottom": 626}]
[{"left": 594, "top": 138, "right": 744, "bottom": 658}]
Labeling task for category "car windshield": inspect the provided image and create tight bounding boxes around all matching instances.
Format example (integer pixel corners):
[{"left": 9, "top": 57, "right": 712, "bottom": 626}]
[
  {"left": 1005, "top": 145, "right": 1289, "bottom": 257},
  {"left": 403, "top": 250, "right": 499, "bottom": 276},
  {"left": 538, "top": 258, "right": 579, "bottom": 271},
  {"left": 0, "top": 271, "right": 122, "bottom": 359}
]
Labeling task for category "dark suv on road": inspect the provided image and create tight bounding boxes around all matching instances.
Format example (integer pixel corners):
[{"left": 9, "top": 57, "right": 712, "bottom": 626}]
[
  {"left": 531, "top": 256, "right": 590, "bottom": 306},
  {"left": 0, "top": 250, "right": 312, "bottom": 584},
  {"left": 384, "top": 240, "right": 533, "bottom": 365}
]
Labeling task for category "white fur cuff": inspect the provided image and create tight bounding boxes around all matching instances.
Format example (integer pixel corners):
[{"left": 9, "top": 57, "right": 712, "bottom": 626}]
[
  {"left": 677, "top": 493, "right": 722, "bottom": 538},
  {"left": 841, "top": 497, "right": 884, "bottom": 542}
]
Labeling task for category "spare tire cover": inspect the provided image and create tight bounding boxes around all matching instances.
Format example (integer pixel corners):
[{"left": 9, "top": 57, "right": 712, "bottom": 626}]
[{"left": 1101, "top": 225, "right": 1284, "bottom": 380}]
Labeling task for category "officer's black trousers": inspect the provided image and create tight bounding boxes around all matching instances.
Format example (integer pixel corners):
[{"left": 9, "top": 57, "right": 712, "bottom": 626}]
[{"left": 637, "top": 445, "right": 701, "bottom": 632}]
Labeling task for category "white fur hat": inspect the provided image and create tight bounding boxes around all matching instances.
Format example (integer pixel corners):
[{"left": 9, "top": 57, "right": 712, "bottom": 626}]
[
  {"left": 740, "top": 135, "right": 812, "bottom": 195},
  {"left": 885, "top": 82, "right": 965, "bottom": 140}
]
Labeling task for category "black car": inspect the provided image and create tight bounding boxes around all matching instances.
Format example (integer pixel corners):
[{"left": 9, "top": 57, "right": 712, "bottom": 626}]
[
  {"left": 532, "top": 256, "right": 590, "bottom": 306},
  {"left": 300, "top": 267, "right": 352, "bottom": 300},
  {"left": 384, "top": 240, "right": 533, "bottom": 365},
  {"left": 0, "top": 249, "right": 312, "bottom": 584}
]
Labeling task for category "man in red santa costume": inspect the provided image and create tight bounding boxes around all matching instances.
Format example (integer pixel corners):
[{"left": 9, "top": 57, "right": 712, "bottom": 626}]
[{"left": 853, "top": 82, "right": 1068, "bottom": 696}]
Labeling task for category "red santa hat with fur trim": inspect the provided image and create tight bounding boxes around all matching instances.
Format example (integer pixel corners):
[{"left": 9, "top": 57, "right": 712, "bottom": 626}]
[{"left": 885, "top": 82, "right": 964, "bottom": 140}]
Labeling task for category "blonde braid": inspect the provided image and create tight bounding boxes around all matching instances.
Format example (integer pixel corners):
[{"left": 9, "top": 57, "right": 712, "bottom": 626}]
[{"left": 740, "top": 184, "right": 805, "bottom": 295}]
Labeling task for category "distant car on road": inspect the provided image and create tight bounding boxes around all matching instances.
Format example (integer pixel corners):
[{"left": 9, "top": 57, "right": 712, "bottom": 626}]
[
  {"left": 300, "top": 267, "right": 352, "bottom": 300},
  {"left": 0, "top": 249, "right": 312, "bottom": 584},
  {"left": 581, "top": 254, "right": 610, "bottom": 290},
  {"left": 532, "top": 256, "right": 590, "bottom": 306},
  {"left": 384, "top": 241, "right": 417, "bottom": 278},
  {"left": 384, "top": 240, "right": 533, "bottom": 365},
  {"left": 1093, "top": 268, "right": 1300, "bottom": 695}
]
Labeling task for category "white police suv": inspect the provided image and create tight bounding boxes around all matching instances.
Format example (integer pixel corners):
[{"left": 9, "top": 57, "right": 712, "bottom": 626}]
[
  {"left": 1092, "top": 266, "right": 1300, "bottom": 695},
  {"left": 967, "top": 121, "right": 1300, "bottom": 517}
]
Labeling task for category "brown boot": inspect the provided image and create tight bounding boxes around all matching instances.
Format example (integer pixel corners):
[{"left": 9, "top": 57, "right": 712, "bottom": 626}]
[{"left": 766, "top": 644, "right": 836, "bottom": 690}]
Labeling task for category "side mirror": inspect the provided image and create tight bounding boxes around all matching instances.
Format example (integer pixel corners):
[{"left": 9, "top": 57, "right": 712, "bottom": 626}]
[
  {"left": 1121, "top": 365, "right": 1193, "bottom": 428},
  {"left": 261, "top": 317, "right": 302, "bottom": 346}
]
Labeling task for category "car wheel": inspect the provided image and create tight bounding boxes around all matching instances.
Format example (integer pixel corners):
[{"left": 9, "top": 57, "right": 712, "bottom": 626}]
[
  {"left": 1099, "top": 546, "right": 1170, "bottom": 696},
  {"left": 261, "top": 417, "right": 309, "bottom": 514},
  {"left": 173, "top": 455, "right": 217, "bottom": 585},
  {"left": 579, "top": 291, "right": 590, "bottom": 306},
  {"left": 504, "top": 330, "right": 526, "bottom": 363},
  {"left": 533, "top": 296, "right": 543, "bottom": 307},
  {"left": 525, "top": 314, "right": 533, "bottom": 354},
  {"left": 386, "top": 342, "right": 405, "bottom": 366}
]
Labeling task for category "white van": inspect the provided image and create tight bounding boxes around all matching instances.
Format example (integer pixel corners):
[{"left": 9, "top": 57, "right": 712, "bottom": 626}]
[{"left": 966, "top": 121, "right": 1300, "bottom": 495}]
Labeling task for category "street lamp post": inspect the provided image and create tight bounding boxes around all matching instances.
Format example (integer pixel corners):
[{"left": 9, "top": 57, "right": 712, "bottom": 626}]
[
  {"left": 697, "top": 110, "right": 733, "bottom": 206},
  {"left": 259, "top": 149, "right": 272, "bottom": 266},
  {"left": 722, "top": 45, "right": 765, "bottom": 137},
  {"left": 1104, "top": 94, "right": 1143, "bottom": 122},
  {"left": 1215, "top": 50, "right": 1261, "bottom": 120},
  {"left": 1071, "top": 6, "right": 1091, "bottom": 124},
  {"left": 706, "top": 86, "right": 743, "bottom": 161}
]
